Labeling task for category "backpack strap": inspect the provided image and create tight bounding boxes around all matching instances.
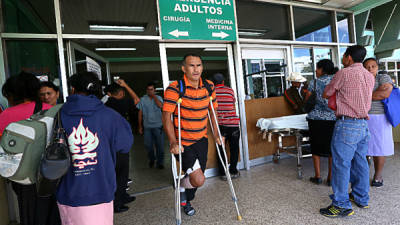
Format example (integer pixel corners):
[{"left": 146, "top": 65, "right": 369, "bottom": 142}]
[
  {"left": 33, "top": 101, "right": 43, "bottom": 114},
  {"left": 177, "top": 79, "right": 186, "bottom": 99},
  {"left": 202, "top": 78, "right": 213, "bottom": 97},
  {"left": 176, "top": 79, "right": 186, "bottom": 105}
]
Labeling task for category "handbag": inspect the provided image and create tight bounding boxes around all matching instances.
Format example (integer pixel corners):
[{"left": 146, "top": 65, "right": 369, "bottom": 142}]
[
  {"left": 382, "top": 86, "right": 400, "bottom": 127},
  {"left": 328, "top": 93, "right": 337, "bottom": 111},
  {"left": 304, "top": 79, "right": 317, "bottom": 113},
  {"left": 37, "top": 110, "right": 70, "bottom": 197}
]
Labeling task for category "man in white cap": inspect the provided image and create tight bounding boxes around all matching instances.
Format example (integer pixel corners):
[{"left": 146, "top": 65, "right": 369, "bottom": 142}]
[{"left": 284, "top": 72, "right": 307, "bottom": 114}]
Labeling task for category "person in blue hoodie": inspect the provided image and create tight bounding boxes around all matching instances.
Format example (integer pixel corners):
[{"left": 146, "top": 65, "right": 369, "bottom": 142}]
[{"left": 56, "top": 72, "right": 133, "bottom": 225}]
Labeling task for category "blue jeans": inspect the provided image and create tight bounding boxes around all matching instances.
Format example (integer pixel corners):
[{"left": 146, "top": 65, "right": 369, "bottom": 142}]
[
  {"left": 330, "top": 119, "right": 370, "bottom": 209},
  {"left": 144, "top": 127, "right": 165, "bottom": 166}
]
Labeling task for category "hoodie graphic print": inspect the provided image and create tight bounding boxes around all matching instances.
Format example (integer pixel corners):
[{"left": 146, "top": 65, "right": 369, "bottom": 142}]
[{"left": 69, "top": 118, "right": 100, "bottom": 171}]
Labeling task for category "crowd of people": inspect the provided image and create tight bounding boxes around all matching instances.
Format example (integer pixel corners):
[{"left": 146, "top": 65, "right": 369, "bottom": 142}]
[
  {"left": 0, "top": 44, "right": 396, "bottom": 224},
  {"left": 284, "top": 45, "right": 395, "bottom": 217},
  {"left": 0, "top": 52, "right": 242, "bottom": 224}
]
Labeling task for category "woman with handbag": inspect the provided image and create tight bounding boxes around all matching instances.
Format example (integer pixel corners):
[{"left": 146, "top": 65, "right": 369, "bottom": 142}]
[
  {"left": 363, "top": 58, "right": 394, "bottom": 187},
  {"left": 56, "top": 72, "right": 133, "bottom": 225},
  {"left": 304, "top": 59, "right": 338, "bottom": 185}
]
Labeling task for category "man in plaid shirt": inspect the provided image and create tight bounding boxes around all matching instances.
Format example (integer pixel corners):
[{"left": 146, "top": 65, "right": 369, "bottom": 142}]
[{"left": 320, "top": 45, "right": 375, "bottom": 217}]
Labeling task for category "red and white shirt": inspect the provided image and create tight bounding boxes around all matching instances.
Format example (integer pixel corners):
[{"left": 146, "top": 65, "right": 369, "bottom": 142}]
[
  {"left": 324, "top": 63, "right": 375, "bottom": 119},
  {"left": 215, "top": 84, "right": 240, "bottom": 127}
]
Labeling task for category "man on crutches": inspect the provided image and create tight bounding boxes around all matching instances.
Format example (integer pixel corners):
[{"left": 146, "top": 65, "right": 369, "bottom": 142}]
[{"left": 162, "top": 54, "right": 222, "bottom": 218}]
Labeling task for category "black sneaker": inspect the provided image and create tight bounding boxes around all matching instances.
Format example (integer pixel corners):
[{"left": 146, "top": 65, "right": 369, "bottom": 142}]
[
  {"left": 149, "top": 161, "right": 155, "bottom": 168},
  {"left": 123, "top": 195, "right": 136, "bottom": 204},
  {"left": 231, "top": 171, "right": 241, "bottom": 179},
  {"left": 309, "top": 177, "right": 322, "bottom": 184},
  {"left": 349, "top": 193, "right": 369, "bottom": 209},
  {"left": 127, "top": 178, "right": 133, "bottom": 185},
  {"left": 157, "top": 164, "right": 165, "bottom": 169},
  {"left": 320, "top": 204, "right": 354, "bottom": 217},
  {"left": 182, "top": 201, "right": 196, "bottom": 216},
  {"left": 114, "top": 205, "right": 129, "bottom": 213},
  {"left": 371, "top": 180, "right": 383, "bottom": 187}
]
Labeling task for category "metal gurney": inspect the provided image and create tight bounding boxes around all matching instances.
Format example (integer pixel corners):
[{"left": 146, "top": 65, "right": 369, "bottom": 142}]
[{"left": 256, "top": 114, "right": 311, "bottom": 179}]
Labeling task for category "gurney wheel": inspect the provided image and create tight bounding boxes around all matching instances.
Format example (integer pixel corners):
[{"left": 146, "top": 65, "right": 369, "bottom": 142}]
[
  {"left": 273, "top": 154, "right": 280, "bottom": 164},
  {"left": 297, "top": 170, "right": 303, "bottom": 179}
]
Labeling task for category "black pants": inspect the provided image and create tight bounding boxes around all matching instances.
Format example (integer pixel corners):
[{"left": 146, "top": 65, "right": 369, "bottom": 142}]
[
  {"left": 36, "top": 195, "right": 61, "bottom": 225},
  {"left": 217, "top": 126, "right": 240, "bottom": 176},
  {"left": 114, "top": 152, "right": 130, "bottom": 207},
  {"left": 175, "top": 138, "right": 208, "bottom": 202},
  {"left": 11, "top": 182, "right": 60, "bottom": 225}
]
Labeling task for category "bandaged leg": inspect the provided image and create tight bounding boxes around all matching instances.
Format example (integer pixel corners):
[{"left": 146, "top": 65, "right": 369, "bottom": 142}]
[{"left": 181, "top": 159, "right": 201, "bottom": 189}]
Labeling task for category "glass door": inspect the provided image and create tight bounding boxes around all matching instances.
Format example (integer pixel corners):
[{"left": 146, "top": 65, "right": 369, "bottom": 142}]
[
  {"left": 159, "top": 43, "right": 244, "bottom": 176},
  {"left": 66, "top": 41, "right": 110, "bottom": 85}
]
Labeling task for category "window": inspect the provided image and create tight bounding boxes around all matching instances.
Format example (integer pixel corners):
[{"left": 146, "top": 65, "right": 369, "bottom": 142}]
[
  {"left": 380, "top": 61, "right": 400, "bottom": 85},
  {"left": 294, "top": 48, "right": 313, "bottom": 82},
  {"left": 337, "top": 13, "right": 351, "bottom": 43},
  {"left": 339, "top": 46, "right": 348, "bottom": 68},
  {"left": 236, "top": 1, "right": 291, "bottom": 40},
  {"left": 2, "top": 0, "right": 56, "bottom": 33},
  {"left": 294, "top": 7, "right": 333, "bottom": 42},
  {"left": 242, "top": 48, "right": 288, "bottom": 99},
  {"left": 5, "top": 40, "right": 64, "bottom": 98},
  {"left": 294, "top": 47, "right": 334, "bottom": 82},
  {"left": 60, "top": 0, "right": 159, "bottom": 36},
  {"left": 244, "top": 59, "right": 286, "bottom": 99}
]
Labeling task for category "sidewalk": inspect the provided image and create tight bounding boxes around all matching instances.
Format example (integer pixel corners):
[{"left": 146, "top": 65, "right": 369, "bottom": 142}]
[{"left": 115, "top": 143, "right": 400, "bottom": 225}]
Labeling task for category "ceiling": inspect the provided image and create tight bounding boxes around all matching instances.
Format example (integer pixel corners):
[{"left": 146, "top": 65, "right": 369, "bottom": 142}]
[
  {"left": 293, "top": 0, "right": 366, "bottom": 9},
  {"left": 15, "top": 0, "right": 369, "bottom": 36}
]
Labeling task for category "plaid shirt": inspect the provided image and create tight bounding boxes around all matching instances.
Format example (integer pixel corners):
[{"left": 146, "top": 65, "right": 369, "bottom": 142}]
[{"left": 324, "top": 63, "right": 375, "bottom": 119}]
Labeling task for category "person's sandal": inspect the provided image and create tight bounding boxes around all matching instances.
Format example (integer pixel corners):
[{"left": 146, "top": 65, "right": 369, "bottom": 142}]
[
  {"left": 309, "top": 177, "right": 322, "bottom": 184},
  {"left": 326, "top": 179, "right": 331, "bottom": 186},
  {"left": 371, "top": 179, "right": 383, "bottom": 187}
]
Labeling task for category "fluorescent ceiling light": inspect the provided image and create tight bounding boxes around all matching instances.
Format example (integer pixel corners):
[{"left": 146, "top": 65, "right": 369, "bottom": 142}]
[
  {"left": 238, "top": 29, "right": 267, "bottom": 37},
  {"left": 203, "top": 48, "right": 226, "bottom": 51},
  {"left": 95, "top": 48, "right": 136, "bottom": 51},
  {"left": 89, "top": 25, "right": 145, "bottom": 32}
]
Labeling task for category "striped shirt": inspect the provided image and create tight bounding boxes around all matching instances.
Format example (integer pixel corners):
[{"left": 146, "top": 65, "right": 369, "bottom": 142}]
[
  {"left": 215, "top": 84, "right": 240, "bottom": 127},
  {"left": 163, "top": 75, "right": 218, "bottom": 146},
  {"left": 324, "top": 63, "right": 375, "bottom": 119}
]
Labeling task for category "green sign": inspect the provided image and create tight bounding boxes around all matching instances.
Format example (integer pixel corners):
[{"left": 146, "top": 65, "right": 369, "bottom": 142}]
[{"left": 158, "top": 0, "right": 237, "bottom": 41}]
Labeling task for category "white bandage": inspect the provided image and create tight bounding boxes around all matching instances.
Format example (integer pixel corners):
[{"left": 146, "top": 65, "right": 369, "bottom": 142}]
[
  {"left": 186, "top": 159, "right": 201, "bottom": 175},
  {"left": 181, "top": 159, "right": 201, "bottom": 189},
  {"left": 181, "top": 177, "right": 195, "bottom": 189}
]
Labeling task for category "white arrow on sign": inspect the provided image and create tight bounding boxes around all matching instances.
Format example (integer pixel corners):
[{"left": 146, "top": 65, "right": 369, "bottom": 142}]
[
  {"left": 169, "top": 29, "right": 189, "bottom": 38},
  {"left": 212, "top": 31, "right": 229, "bottom": 39}
]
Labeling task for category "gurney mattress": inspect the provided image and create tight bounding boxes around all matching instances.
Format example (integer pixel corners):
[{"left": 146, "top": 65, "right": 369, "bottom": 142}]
[{"left": 256, "top": 114, "right": 308, "bottom": 131}]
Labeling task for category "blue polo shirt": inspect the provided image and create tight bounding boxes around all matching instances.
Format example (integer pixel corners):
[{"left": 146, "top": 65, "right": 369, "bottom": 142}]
[{"left": 137, "top": 95, "right": 163, "bottom": 128}]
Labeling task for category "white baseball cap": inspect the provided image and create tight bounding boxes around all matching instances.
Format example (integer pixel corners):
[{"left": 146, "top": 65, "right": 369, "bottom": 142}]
[{"left": 286, "top": 72, "right": 307, "bottom": 83}]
